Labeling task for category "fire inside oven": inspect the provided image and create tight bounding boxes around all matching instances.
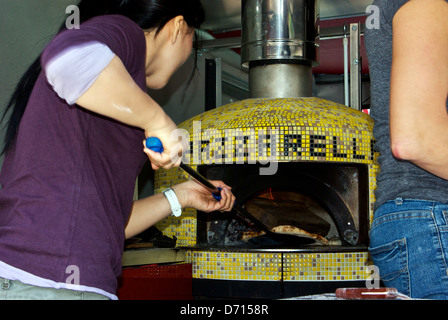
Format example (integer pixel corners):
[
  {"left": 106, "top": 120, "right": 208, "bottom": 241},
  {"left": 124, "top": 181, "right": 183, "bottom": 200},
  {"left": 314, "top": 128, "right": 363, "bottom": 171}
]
[{"left": 196, "top": 162, "right": 369, "bottom": 249}]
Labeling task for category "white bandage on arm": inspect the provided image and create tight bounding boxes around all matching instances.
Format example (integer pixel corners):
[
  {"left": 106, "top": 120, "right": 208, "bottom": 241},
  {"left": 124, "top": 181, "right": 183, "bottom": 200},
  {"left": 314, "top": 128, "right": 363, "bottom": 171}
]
[{"left": 44, "top": 42, "right": 116, "bottom": 105}]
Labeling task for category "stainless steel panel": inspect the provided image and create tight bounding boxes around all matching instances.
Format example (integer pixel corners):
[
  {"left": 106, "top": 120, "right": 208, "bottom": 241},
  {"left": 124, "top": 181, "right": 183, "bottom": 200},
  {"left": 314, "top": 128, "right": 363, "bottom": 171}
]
[
  {"left": 241, "top": 0, "right": 319, "bottom": 66},
  {"left": 249, "top": 64, "right": 313, "bottom": 98}
]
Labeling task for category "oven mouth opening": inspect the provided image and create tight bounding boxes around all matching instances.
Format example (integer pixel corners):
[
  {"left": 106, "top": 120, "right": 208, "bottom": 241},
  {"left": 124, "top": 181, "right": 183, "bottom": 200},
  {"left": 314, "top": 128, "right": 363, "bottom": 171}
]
[
  {"left": 196, "top": 163, "right": 369, "bottom": 251},
  {"left": 239, "top": 187, "right": 339, "bottom": 245}
]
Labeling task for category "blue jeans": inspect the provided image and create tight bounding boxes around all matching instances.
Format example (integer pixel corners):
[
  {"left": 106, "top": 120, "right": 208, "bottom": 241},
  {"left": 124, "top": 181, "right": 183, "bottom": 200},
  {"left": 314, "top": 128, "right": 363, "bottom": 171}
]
[
  {"left": 369, "top": 198, "right": 448, "bottom": 299},
  {"left": 0, "top": 277, "right": 110, "bottom": 300}
]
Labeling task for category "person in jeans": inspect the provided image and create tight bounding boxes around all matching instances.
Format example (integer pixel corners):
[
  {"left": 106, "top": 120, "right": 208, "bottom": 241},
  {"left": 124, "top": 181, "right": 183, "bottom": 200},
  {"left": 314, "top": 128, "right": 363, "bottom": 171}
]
[{"left": 366, "top": 0, "right": 448, "bottom": 298}]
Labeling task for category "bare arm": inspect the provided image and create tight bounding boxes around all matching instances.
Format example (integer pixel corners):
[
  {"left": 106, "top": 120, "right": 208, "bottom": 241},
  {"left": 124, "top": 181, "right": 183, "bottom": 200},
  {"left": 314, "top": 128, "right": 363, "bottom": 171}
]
[
  {"left": 125, "top": 180, "right": 235, "bottom": 239},
  {"left": 389, "top": 0, "right": 448, "bottom": 179},
  {"left": 76, "top": 56, "right": 181, "bottom": 169}
]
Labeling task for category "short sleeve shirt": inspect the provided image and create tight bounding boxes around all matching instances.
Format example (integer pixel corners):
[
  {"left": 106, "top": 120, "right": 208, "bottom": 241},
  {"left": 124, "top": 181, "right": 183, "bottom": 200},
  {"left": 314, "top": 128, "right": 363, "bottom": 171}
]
[{"left": 0, "top": 15, "right": 148, "bottom": 298}]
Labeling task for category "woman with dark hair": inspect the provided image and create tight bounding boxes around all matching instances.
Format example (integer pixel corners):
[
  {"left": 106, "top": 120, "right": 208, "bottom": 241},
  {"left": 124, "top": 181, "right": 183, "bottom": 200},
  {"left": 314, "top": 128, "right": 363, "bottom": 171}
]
[{"left": 0, "top": 0, "right": 235, "bottom": 300}]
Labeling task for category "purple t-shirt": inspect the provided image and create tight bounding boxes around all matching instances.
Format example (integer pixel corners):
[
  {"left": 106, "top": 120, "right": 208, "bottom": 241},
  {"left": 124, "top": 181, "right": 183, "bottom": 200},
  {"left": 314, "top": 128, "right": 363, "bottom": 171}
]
[{"left": 0, "top": 15, "right": 147, "bottom": 298}]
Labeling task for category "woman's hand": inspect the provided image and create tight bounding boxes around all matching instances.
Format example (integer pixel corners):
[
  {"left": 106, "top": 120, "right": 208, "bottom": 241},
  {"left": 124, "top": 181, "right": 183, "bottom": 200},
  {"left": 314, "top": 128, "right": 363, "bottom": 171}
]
[
  {"left": 173, "top": 180, "right": 235, "bottom": 213},
  {"left": 125, "top": 179, "right": 235, "bottom": 239},
  {"left": 143, "top": 116, "right": 187, "bottom": 170}
]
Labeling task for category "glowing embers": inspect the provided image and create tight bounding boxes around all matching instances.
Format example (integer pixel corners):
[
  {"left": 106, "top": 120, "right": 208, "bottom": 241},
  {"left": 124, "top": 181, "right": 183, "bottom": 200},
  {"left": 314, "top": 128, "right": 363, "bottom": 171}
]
[
  {"left": 196, "top": 162, "right": 369, "bottom": 249},
  {"left": 204, "top": 188, "right": 338, "bottom": 248},
  {"left": 240, "top": 188, "right": 339, "bottom": 245}
]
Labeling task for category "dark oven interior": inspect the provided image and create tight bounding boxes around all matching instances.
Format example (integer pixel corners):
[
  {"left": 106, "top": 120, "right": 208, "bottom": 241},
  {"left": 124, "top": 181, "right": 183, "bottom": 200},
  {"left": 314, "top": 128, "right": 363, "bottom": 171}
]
[{"left": 196, "top": 162, "right": 369, "bottom": 250}]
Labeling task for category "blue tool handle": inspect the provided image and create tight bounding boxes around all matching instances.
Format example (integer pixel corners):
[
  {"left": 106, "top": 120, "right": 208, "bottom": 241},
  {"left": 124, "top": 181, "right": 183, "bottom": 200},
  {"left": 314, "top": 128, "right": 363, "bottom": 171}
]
[
  {"left": 145, "top": 137, "right": 164, "bottom": 153},
  {"left": 145, "top": 137, "right": 222, "bottom": 201},
  {"left": 213, "top": 188, "right": 222, "bottom": 201}
]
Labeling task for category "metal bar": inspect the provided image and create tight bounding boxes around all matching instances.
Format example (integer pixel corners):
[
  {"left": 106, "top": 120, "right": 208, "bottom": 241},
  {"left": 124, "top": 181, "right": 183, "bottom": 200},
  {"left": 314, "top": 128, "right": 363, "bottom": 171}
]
[
  {"left": 197, "top": 37, "right": 242, "bottom": 50},
  {"left": 180, "top": 163, "right": 220, "bottom": 193},
  {"left": 215, "top": 58, "right": 222, "bottom": 107},
  {"left": 350, "top": 22, "right": 362, "bottom": 110},
  {"left": 205, "top": 58, "right": 222, "bottom": 111},
  {"left": 195, "top": 25, "right": 366, "bottom": 51},
  {"left": 343, "top": 24, "right": 349, "bottom": 106}
]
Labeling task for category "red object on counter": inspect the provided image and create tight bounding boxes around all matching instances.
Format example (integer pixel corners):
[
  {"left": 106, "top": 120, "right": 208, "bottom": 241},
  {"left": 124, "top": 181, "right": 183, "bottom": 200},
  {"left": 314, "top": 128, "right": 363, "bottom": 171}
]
[
  {"left": 335, "top": 287, "right": 399, "bottom": 300},
  {"left": 117, "top": 264, "right": 192, "bottom": 300}
]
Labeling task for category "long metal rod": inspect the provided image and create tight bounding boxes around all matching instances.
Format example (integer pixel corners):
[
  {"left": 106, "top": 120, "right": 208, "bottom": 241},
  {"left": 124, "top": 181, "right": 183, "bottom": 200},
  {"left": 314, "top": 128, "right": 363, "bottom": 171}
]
[
  {"left": 343, "top": 36, "right": 349, "bottom": 106},
  {"left": 180, "top": 163, "right": 220, "bottom": 193},
  {"left": 144, "top": 137, "right": 313, "bottom": 243},
  {"left": 180, "top": 163, "right": 270, "bottom": 231},
  {"left": 350, "top": 22, "right": 362, "bottom": 110},
  {"left": 179, "top": 163, "right": 312, "bottom": 243}
]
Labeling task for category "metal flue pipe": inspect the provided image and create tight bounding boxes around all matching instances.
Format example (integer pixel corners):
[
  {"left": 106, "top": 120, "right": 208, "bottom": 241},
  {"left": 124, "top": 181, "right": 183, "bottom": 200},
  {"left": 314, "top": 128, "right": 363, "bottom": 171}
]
[{"left": 241, "top": 0, "right": 320, "bottom": 98}]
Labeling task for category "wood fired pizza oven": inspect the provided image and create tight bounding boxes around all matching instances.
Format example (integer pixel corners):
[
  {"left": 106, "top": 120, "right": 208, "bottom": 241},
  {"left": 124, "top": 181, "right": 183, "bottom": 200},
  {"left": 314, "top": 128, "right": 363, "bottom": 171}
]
[{"left": 153, "top": 0, "right": 378, "bottom": 298}]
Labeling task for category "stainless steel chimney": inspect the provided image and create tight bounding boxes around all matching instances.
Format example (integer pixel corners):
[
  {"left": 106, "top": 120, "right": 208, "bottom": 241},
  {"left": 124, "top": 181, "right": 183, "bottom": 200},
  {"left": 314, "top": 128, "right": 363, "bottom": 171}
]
[{"left": 242, "top": 0, "right": 320, "bottom": 98}]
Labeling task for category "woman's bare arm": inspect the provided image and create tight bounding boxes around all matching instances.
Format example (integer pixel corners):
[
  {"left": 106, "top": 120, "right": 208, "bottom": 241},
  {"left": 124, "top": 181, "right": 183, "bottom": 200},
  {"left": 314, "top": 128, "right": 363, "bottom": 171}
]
[
  {"left": 390, "top": 0, "right": 448, "bottom": 179},
  {"left": 76, "top": 56, "right": 181, "bottom": 169}
]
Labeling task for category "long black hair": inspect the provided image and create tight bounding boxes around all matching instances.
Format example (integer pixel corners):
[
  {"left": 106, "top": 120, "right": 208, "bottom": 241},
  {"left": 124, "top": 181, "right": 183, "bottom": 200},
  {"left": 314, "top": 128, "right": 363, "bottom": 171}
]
[{"left": 1, "top": 0, "right": 205, "bottom": 155}]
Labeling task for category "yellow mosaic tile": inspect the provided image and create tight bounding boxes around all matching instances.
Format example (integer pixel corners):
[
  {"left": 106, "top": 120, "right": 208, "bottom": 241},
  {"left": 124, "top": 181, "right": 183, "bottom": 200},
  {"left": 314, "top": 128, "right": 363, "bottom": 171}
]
[
  {"left": 369, "top": 163, "right": 380, "bottom": 223},
  {"left": 155, "top": 97, "right": 378, "bottom": 248},
  {"left": 176, "top": 97, "right": 375, "bottom": 165},
  {"left": 154, "top": 97, "right": 380, "bottom": 281},
  {"left": 185, "top": 251, "right": 373, "bottom": 282},
  {"left": 187, "top": 251, "right": 283, "bottom": 281},
  {"left": 283, "top": 252, "right": 372, "bottom": 282}
]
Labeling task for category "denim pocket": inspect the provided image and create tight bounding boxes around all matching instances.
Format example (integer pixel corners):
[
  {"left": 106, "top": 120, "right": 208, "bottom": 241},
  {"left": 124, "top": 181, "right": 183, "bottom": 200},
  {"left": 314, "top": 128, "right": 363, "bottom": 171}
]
[{"left": 369, "top": 238, "right": 410, "bottom": 294}]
